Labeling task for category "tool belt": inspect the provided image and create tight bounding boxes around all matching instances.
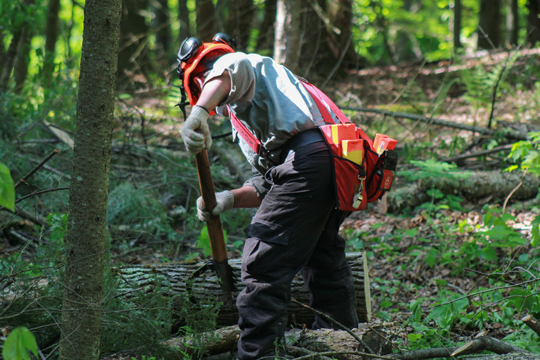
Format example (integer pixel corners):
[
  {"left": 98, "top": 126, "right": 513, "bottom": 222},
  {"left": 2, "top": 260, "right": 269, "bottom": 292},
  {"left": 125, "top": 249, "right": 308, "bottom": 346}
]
[
  {"left": 227, "top": 81, "right": 398, "bottom": 212},
  {"left": 279, "top": 128, "right": 325, "bottom": 163}
]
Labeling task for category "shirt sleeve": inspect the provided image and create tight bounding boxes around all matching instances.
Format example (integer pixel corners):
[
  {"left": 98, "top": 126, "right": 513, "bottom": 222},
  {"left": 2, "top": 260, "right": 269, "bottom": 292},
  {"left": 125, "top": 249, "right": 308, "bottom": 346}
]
[
  {"left": 205, "top": 53, "right": 256, "bottom": 105},
  {"left": 243, "top": 167, "right": 272, "bottom": 199}
]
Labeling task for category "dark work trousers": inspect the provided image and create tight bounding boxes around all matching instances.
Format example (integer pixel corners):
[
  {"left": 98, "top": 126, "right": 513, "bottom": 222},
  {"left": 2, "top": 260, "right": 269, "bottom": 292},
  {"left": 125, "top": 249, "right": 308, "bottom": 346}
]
[{"left": 237, "top": 141, "right": 359, "bottom": 360}]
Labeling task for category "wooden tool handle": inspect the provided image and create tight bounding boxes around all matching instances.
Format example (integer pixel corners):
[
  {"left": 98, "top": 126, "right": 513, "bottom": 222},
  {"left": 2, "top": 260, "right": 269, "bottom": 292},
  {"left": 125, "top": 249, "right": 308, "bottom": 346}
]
[{"left": 195, "top": 149, "right": 228, "bottom": 263}]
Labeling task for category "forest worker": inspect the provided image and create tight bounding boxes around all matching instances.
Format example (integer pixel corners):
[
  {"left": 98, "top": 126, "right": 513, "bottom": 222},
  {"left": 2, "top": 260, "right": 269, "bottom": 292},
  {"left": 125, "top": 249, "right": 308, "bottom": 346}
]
[{"left": 178, "top": 33, "right": 358, "bottom": 360}]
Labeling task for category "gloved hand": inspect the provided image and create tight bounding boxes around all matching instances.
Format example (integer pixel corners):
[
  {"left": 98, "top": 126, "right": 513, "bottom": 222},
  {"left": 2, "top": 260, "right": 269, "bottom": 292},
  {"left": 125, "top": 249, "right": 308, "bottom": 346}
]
[
  {"left": 180, "top": 106, "right": 212, "bottom": 155},
  {"left": 196, "top": 190, "right": 235, "bottom": 222}
]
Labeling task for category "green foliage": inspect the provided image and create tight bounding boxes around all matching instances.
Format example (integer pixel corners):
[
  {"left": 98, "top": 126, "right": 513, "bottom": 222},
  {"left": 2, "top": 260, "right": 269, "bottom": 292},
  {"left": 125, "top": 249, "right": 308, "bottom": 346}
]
[
  {"left": 506, "top": 132, "right": 540, "bottom": 176},
  {"left": 2, "top": 327, "right": 39, "bottom": 360},
  {"left": 0, "top": 162, "right": 15, "bottom": 211}
]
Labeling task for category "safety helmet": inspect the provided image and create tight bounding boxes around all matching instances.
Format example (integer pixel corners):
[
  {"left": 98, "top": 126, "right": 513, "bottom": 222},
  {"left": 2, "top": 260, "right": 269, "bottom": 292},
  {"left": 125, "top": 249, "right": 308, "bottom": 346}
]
[{"left": 177, "top": 33, "right": 236, "bottom": 116}]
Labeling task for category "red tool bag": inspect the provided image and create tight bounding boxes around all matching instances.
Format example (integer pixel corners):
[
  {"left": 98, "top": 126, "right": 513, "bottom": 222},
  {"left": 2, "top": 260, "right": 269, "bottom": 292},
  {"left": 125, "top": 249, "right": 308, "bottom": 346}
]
[
  {"left": 301, "top": 81, "right": 398, "bottom": 211},
  {"left": 228, "top": 81, "right": 398, "bottom": 212}
]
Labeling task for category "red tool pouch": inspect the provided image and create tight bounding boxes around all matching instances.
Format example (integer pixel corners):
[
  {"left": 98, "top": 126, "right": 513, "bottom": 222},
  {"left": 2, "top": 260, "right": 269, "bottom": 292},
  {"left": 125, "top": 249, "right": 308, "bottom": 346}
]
[{"left": 302, "top": 81, "right": 398, "bottom": 211}]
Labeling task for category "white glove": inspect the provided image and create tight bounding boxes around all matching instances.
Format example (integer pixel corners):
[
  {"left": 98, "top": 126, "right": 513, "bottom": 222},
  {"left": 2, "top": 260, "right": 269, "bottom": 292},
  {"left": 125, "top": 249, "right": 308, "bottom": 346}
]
[
  {"left": 180, "top": 106, "right": 212, "bottom": 155},
  {"left": 196, "top": 190, "right": 235, "bottom": 222}
]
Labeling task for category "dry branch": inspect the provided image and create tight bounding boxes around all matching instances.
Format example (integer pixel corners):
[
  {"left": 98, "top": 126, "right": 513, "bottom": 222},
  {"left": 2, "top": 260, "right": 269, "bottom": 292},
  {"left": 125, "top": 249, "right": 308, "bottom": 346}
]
[
  {"left": 522, "top": 314, "right": 540, "bottom": 338},
  {"left": 390, "top": 336, "right": 528, "bottom": 360},
  {"left": 340, "top": 106, "right": 528, "bottom": 140}
]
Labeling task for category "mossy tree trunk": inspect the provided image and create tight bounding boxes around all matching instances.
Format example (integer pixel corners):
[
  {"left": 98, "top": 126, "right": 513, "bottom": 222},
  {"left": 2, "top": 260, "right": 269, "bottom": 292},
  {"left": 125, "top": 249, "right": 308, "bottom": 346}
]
[
  {"left": 178, "top": 0, "right": 191, "bottom": 45},
  {"left": 58, "top": 1, "right": 121, "bottom": 359},
  {"left": 527, "top": 0, "right": 540, "bottom": 46},
  {"left": 14, "top": 27, "right": 33, "bottom": 93},
  {"left": 225, "top": 0, "right": 255, "bottom": 52}
]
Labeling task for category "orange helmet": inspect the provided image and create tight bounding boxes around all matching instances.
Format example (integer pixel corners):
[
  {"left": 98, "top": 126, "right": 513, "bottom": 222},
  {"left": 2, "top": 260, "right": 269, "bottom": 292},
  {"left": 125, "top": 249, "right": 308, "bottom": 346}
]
[{"left": 177, "top": 33, "right": 236, "bottom": 115}]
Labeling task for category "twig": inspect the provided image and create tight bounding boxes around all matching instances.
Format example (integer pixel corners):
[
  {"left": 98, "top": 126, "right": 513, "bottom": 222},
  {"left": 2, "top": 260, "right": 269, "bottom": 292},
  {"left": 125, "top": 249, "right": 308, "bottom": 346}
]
[
  {"left": 434, "top": 278, "right": 539, "bottom": 307},
  {"left": 340, "top": 106, "right": 526, "bottom": 140},
  {"left": 503, "top": 168, "right": 528, "bottom": 213},
  {"left": 14, "top": 149, "right": 60, "bottom": 189},
  {"left": 440, "top": 143, "right": 514, "bottom": 163},
  {"left": 291, "top": 298, "right": 375, "bottom": 354},
  {"left": 288, "top": 345, "right": 334, "bottom": 360},
  {"left": 390, "top": 336, "right": 527, "bottom": 360},
  {"left": 15, "top": 187, "right": 70, "bottom": 203},
  {"left": 487, "top": 50, "right": 515, "bottom": 129},
  {"left": 293, "top": 350, "right": 392, "bottom": 360},
  {"left": 522, "top": 314, "right": 540, "bottom": 338}
]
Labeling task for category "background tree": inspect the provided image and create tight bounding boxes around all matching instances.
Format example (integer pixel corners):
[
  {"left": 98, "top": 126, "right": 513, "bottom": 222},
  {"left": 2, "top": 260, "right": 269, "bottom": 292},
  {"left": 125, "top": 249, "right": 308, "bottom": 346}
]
[
  {"left": 507, "top": 0, "right": 519, "bottom": 46},
  {"left": 43, "top": 0, "right": 61, "bottom": 82},
  {"left": 117, "top": 0, "right": 151, "bottom": 89},
  {"left": 478, "top": 0, "right": 502, "bottom": 49},
  {"left": 255, "top": 0, "right": 277, "bottom": 56},
  {"left": 153, "top": 0, "right": 172, "bottom": 66},
  {"left": 196, "top": 0, "right": 215, "bottom": 41},
  {"left": 454, "top": 0, "right": 462, "bottom": 49},
  {"left": 58, "top": 0, "right": 121, "bottom": 358},
  {"left": 178, "top": 0, "right": 191, "bottom": 45},
  {"left": 225, "top": 0, "right": 255, "bottom": 51},
  {"left": 274, "top": 0, "right": 302, "bottom": 73},
  {"left": 527, "top": 0, "right": 540, "bottom": 46}
]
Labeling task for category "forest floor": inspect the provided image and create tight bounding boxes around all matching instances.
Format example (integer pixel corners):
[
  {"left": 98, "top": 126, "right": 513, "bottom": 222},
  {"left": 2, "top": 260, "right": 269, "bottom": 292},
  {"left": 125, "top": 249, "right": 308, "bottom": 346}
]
[{"left": 2, "top": 48, "right": 540, "bottom": 359}]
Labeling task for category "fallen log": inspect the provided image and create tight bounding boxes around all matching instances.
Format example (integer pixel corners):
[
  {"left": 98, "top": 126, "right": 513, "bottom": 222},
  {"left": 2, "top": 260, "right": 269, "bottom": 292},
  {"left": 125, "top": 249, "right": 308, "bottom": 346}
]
[
  {"left": 118, "top": 252, "right": 370, "bottom": 326},
  {"left": 387, "top": 170, "right": 540, "bottom": 213}
]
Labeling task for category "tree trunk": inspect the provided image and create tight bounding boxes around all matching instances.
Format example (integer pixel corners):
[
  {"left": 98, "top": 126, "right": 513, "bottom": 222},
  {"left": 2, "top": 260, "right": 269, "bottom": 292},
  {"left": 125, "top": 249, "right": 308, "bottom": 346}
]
[
  {"left": 255, "top": 0, "right": 277, "bottom": 56},
  {"left": 0, "top": 30, "right": 23, "bottom": 92},
  {"left": 14, "top": 27, "right": 33, "bottom": 93},
  {"left": 507, "top": 0, "right": 519, "bottom": 46},
  {"left": 0, "top": 31, "right": 5, "bottom": 79},
  {"left": 527, "top": 0, "right": 540, "bottom": 46},
  {"left": 118, "top": 252, "right": 370, "bottom": 326},
  {"left": 58, "top": 0, "right": 121, "bottom": 359},
  {"left": 386, "top": 171, "right": 540, "bottom": 213},
  {"left": 178, "top": 0, "right": 190, "bottom": 46},
  {"left": 160, "top": 325, "right": 391, "bottom": 359},
  {"left": 225, "top": 0, "right": 255, "bottom": 52},
  {"left": 117, "top": 0, "right": 151, "bottom": 89},
  {"left": 478, "top": 0, "right": 502, "bottom": 49},
  {"left": 274, "top": 0, "right": 302, "bottom": 73},
  {"left": 454, "top": 0, "right": 462, "bottom": 49},
  {"left": 154, "top": 0, "right": 172, "bottom": 66},
  {"left": 327, "top": 0, "right": 362, "bottom": 70},
  {"left": 196, "top": 0, "right": 215, "bottom": 41},
  {"left": 44, "top": 0, "right": 61, "bottom": 82}
]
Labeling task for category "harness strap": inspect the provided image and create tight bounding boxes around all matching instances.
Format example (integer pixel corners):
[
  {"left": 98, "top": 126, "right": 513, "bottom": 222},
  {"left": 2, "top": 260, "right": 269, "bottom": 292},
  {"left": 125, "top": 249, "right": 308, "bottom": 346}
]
[
  {"left": 228, "top": 106, "right": 261, "bottom": 154},
  {"left": 227, "top": 81, "right": 373, "bottom": 155}
]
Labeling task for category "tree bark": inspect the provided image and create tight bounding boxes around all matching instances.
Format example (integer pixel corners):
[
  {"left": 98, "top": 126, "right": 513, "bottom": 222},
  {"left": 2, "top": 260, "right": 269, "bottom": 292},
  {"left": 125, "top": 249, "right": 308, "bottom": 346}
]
[
  {"left": 225, "top": 0, "right": 255, "bottom": 52},
  {"left": 118, "top": 252, "right": 370, "bottom": 326},
  {"left": 154, "top": 0, "right": 172, "bottom": 65},
  {"left": 274, "top": 0, "right": 302, "bottom": 73},
  {"left": 196, "top": 0, "right": 215, "bottom": 41},
  {"left": 44, "top": 0, "right": 61, "bottom": 81},
  {"left": 527, "top": 0, "right": 540, "bottom": 46},
  {"left": 507, "top": 0, "right": 519, "bottom": 47},
  {"left": 255, "top": 0, "right": 277, "bottom": 56},
  {"left": 14, "top": 27, "right": 33, "bottom": 93},
  {"left": 58, "top": 0, "right": 121, "bottom": 359},
  {"left": 478, "top": 0, "right": 502, "bottom": 49},
  {"left": 327, "top": 0, "right": 360, "bottom": 70},
  {"left": 178, "top": 0, "right": 190, "bottom": 46}
]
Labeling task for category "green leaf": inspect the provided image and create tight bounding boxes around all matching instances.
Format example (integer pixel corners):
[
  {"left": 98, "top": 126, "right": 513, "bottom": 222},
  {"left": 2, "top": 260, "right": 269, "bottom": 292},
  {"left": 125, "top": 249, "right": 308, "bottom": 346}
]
[
  {"left": 376, "top": 311, "right": 391, "bottom": 321},
  {"left": 0, "top": 162, "right": 15, "bottom": 211},
  {"left": 2, "top": 327, "right": 38, "bottom": 360}
]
